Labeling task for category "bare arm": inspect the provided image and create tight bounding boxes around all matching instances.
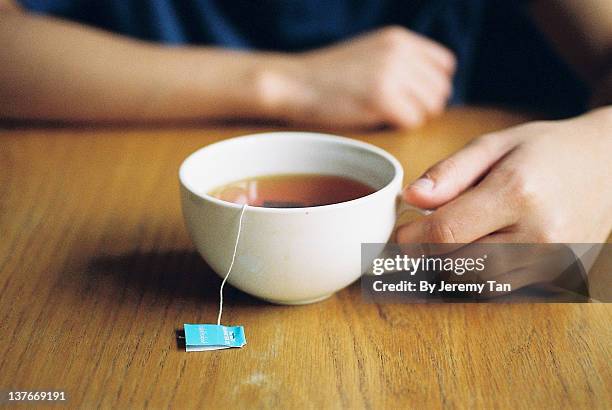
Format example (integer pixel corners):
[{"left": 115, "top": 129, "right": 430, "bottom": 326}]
[
  {"left": 397, "top": 0, "right": 612, "bottom": 247},
  {"left": 0, "top": 2, "right": 456, "bottom": 127},
  {"left": 0, "top": 7, "right": 286, "bottom": 122}
]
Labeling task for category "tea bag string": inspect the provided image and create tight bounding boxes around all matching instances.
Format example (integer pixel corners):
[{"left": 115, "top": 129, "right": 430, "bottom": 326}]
[{"left": 217, "top": 204, "right": 248, "bottom": 325}]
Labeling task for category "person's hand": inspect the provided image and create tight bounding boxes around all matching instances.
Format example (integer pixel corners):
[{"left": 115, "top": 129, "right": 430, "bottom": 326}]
[
  {"left": 397, "top": 107, "right": 612, "bottom": 244},
  {"left": 257, "top": 26, "right": 456, "bottom": 128}
]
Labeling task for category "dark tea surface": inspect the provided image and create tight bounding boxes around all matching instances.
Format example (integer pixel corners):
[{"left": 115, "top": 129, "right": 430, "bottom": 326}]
[{"left": 208, "top": 173, "right": 376, "bottom": 208}]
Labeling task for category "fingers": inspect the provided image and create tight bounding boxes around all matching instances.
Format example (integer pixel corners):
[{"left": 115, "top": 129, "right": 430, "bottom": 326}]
[
  {"left": 370, "top": 27, "right": 455, "bottom": 128},
  {"left": 397, "top": 176, "right": 520, "bottom": 244},
  {"left": 438, "top": 239, "right": 586, "bottom": 299},
  {"left": 376, "top": 62, "right": 450, "bottom": 128},
  {"left": 409, "top": 61, "right": 452, "bottom": 105},
  {"left": 399, "top": 43, "right": 453, "bottom": 122},
  {"left": 476, "top": 267, "right": 539, "bottom": 298},
  {"left": 381, "top": 65, "right": 450, "bottom": 128},
  {"left": 371, "top": 26, "right": 456, "bottom": 75},
  {"left": 404, "top": 30, "right": 456, "bottom": 74},
  {"left": 403, "top": 133, "right": 517, "bottom": 209},
  {"left": 376, "top": 87, "right": 425, "bottom": 129},
  {"left": 441, "top": 237, "right": 558, "bottom": 281},
  {"left": 401, "top": 70, "right": 447, "bottom": 119},
  {"left": 310, "top": 26, "right": 456, "bottom": 129}
]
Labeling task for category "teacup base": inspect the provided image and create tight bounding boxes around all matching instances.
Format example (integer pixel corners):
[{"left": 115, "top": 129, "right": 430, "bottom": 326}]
[{"left": 262, "top": 293, "right": 334, "bottom": 305}]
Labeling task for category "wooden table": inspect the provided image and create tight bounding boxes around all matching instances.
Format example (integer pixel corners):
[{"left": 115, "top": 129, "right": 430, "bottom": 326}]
[{"left": 1, "top": 107, "right": 610, "bottom": 409}]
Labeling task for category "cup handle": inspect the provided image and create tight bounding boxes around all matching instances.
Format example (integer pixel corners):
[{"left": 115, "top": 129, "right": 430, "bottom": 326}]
[{"left": 396, "top": 194, "right": 433, "bottom": 218}]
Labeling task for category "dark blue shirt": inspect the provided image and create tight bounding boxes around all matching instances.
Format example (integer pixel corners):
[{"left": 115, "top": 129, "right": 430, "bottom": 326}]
[{"left": 18, "top": 0, "right": 588, "bottom": 116}]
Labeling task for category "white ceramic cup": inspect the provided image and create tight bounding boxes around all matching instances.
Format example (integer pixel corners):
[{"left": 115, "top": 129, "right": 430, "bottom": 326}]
[{"left": 179, "top": 132, "right": 414, "bottom": 304}]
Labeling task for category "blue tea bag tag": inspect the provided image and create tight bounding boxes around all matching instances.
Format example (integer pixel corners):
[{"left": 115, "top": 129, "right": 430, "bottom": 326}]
[{"left": 184, "top": 324, "right": 246, "bottom": 351}]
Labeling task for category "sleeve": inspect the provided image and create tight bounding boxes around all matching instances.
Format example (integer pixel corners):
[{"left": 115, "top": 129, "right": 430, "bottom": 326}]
[{"left": 15, "top": 0, "right": 80, "bottom": 16}]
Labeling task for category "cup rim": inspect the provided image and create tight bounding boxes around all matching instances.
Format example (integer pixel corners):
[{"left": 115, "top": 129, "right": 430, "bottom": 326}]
[{"left": 179, "top": 131, "right": 404, "bottom": 214}]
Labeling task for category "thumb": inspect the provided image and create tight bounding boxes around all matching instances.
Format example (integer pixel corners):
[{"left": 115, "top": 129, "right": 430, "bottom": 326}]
[{"left": 403, "top": 133, "right": 516, "bottom": 209}]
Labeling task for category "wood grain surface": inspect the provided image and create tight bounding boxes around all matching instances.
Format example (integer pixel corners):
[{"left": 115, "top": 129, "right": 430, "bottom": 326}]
[{"left": 0, "top": 107, "right": 610, "bottom": 409}]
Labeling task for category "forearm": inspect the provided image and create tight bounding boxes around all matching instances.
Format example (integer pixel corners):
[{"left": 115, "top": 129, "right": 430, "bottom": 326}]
[{"left": 0, "top": 11, "right": 288, "bottom": 122}]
